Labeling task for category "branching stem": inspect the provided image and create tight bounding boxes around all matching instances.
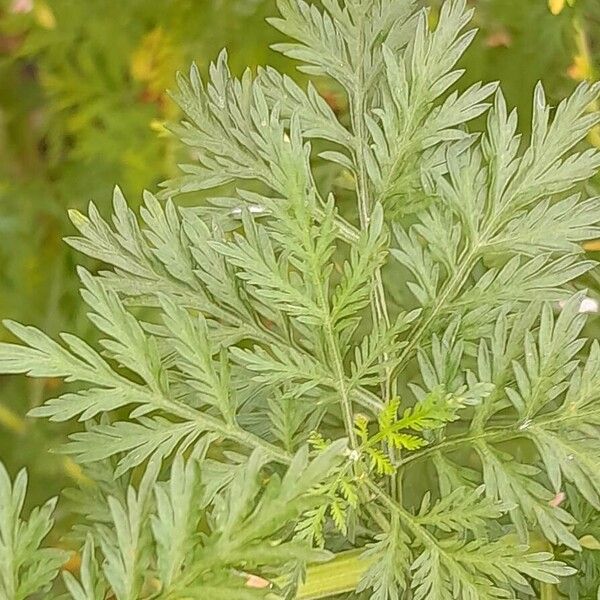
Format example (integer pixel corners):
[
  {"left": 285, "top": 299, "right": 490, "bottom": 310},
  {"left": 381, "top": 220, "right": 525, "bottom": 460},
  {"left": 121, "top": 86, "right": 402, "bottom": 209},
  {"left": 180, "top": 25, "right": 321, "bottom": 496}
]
[
  {"left": 397, "top": 405, "right": 600, "bottom": 468},
  {"left": 151, "top": 391, "right": 292, "bottom": 464},
  {"left": 348, "top": 4, "right": 398, "bottom": 501}
]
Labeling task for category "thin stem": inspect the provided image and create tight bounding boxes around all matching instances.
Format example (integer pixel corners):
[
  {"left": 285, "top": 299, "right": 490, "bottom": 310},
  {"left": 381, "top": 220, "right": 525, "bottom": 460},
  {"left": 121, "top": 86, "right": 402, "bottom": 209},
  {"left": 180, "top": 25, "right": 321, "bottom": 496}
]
[
  {"left": 397, "top": 404, "right": 600, "bottom": 468},
  {"left": 322, "top": 315, "right": 359, "bottom": 449},
  {"left": 398, "top": 428, "right": 511, "bottom": 468},
  {"left": 350, "top": 63, "right": 393, "bottom": 403},
  {"left": 348, "top": 4, "right": 398, "bottom": 500},
  {"left": 394, "top": 207, "right": 507, "bottom": 378},
  {"left": 364, "top": 479, "right": 426, "bottom": 548},
  {"left": 395, "top": 247, "right": 477, "bottom": 374},
  {"left": 152, "top": 392, "right": 292, "bottom": 464},
  {"left": 299, "top": 189, "right": 360, "bottom": 449},
  {"left": 353, "top": 388, "right": 385, "bottom": 413},
  {"left": 364, "top": 479, "right": 447, "bottom": 556},
  {"left": 348, "top": 5, "right": 392, "bottom": 391},
  {"left": 330, "top": 210, "right": 360, "bottom": 244}
]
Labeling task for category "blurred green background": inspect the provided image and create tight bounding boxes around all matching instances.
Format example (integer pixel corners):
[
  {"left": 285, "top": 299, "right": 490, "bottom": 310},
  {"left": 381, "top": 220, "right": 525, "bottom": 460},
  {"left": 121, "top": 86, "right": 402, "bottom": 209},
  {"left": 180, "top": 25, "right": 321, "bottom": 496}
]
[{"left": 0, "top": 0, "right": 598, "bottom": 513}]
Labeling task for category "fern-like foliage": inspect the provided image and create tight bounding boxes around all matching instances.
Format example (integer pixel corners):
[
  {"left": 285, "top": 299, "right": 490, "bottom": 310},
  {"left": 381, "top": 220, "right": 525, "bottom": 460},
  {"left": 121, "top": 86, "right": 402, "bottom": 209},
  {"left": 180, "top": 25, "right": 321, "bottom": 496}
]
[
  {"left": 1, "top": 0, "right": 600, "bottom": 598},
  {"left": 0, "top": 464, "right": 68, "bottom": 599}
]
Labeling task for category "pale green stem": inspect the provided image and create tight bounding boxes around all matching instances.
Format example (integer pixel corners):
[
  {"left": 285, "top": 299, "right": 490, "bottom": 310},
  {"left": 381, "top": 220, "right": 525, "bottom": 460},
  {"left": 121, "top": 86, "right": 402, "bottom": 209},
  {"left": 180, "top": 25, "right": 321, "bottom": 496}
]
[
  {"left": 152, "top": 391, "right": 292, "bottom": 464},
  {"left": 348, "top": 7, "right": 397, "bottom": 500}
]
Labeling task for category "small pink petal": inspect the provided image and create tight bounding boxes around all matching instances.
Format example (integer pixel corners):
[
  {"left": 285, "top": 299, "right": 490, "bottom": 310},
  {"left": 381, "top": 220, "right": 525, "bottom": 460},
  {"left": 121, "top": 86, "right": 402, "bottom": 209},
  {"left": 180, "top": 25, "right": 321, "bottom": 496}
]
[
  {"left": 549, "top": 491, "right": 566, "bottom": 508},
  {"left": 246, "top": 575, "right": 271, "bottom": 589},
  {"left": 10, "top": 0, "right": 33, "bottom": 14}
]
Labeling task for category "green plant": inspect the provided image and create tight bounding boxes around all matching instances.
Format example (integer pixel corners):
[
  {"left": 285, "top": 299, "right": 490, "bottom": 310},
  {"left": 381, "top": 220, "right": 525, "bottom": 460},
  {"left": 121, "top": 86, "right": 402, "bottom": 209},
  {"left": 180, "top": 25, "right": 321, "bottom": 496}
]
[
  {"left": 2, "top": 0, "right": 600, "bottom": 597},
  {"left": 0, "top": 0, "right": 282, "bottom": 335},
  {"left": 0, "top": 0, "right": 287, "bottom": 507}
]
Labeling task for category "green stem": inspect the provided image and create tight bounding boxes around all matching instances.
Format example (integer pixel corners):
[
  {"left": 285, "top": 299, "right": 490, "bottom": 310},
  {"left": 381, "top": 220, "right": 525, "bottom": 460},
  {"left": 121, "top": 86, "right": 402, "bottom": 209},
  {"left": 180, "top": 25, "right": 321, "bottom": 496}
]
[
  {"left": 298, "top": 182, "right": 360, "bottom": 448},
  {"left": 540, "top": 582, "right": 559, "bottom": 600},
  {"left": 292, "top": 549, "right": 376, "bottom": 599},
  {"left": 349, "top": 50, "right": 393, "bottom": 405},
  {"left": 348, "top": 4, "right": 398, "bottom": 500},
  {"left": 395, "top": 248, "right": 477, "bottom": 374},
  {"left": 323, "top": 318, "right": 359, "bottom": 449},
  {"left": 394, "top": 200, "right": 521, "bottom": 379},
  {"left": 152, "top": 392, "right": 292, "bottom": 464},
  {"left": 398, "top": 404, "right": 600, "bottom": 469}
]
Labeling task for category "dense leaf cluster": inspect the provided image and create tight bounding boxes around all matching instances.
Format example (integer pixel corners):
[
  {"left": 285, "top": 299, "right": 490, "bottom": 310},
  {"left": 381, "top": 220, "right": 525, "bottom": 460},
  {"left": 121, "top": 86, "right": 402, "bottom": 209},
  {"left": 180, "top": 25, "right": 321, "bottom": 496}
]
[{"left": 2, "top": 0, "right": 600, "bottom": 598}]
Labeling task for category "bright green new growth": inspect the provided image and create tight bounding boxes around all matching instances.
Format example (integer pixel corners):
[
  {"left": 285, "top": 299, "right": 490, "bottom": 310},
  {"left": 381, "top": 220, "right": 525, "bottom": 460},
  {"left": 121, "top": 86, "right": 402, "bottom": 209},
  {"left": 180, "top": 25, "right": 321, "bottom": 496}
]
[{"left": 2, "top": 0, "right": 600, "bottom": 598}]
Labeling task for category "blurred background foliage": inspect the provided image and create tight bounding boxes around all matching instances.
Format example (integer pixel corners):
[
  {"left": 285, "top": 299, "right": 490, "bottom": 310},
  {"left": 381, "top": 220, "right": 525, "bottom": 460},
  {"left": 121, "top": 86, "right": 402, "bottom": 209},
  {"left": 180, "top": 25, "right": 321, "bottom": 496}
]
[{"left": 0, "top": 0, "right": 599, "bottom": 523}]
